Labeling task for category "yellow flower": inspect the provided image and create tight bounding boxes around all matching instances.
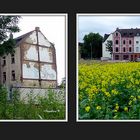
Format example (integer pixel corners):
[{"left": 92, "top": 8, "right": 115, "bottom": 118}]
[
  {"left": 112, "top": 89, "right": 119, "bottom": 95},
  {"left": 113, "top": 109, "right": 118, "bottom": 112},
  {"left": 128, "top": 100, "right": 132, "bottom": 105},
  {"left": 96, "top": 106, "right": 101, "bottom": 110},
  {"left": 115, "top": 105, "right": 119, "bottom": 110},
  {"left": 85, "top": 106, "right": 90, "bottom": 112},
  {"left": 101, "top": 88, "right": 106, "bottom": 93},
  {"left": 135, "top": 79, "right": 139, "bottom": 85},
  {"left": 124, "top": 107, "right": 128, "bottom": 112},
  {"left": 138, "top": 95, "right": 140, "bottom": 99},
  {"left": 105, "top": 92, "right": 111, "bottom": 97}
]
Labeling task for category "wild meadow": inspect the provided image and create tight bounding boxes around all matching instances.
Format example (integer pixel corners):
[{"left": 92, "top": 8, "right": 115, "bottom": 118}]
[{"left": 79, "top": 60, "right": 140, "bottom": 120}]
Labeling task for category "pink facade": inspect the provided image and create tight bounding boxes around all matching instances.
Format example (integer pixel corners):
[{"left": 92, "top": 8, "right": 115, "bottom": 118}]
[{"left": 112, "top": 30, "right": 137, "bottom": 61}]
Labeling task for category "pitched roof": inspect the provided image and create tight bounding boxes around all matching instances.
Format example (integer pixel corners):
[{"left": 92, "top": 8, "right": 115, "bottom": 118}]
[
  {"left": 116, "top": 28, "right": 140, "bottom": 37},
  {"left": 14, "top": 30, "right": 34, "bottom": 47},
  {"left": 103, "top": 34, "right": 110, "bottom": 42}
]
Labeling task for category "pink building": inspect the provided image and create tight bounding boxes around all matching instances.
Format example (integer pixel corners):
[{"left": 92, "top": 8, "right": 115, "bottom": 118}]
[{"left": 103, "top": 28, "right": 140, "bottom": 61}]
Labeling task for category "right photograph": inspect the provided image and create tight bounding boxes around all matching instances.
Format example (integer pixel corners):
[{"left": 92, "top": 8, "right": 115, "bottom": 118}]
[{"left": 77, "top": 14, "right": 140, "bottom": 121}]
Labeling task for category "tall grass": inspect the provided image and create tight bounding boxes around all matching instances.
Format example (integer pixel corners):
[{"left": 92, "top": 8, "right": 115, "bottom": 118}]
[{"left": 0, "top": 86, "right": 65, "bottom": 120}]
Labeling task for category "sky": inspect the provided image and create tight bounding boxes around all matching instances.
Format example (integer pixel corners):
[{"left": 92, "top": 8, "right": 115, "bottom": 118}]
[
  {"left": 12, "top": 14, "right": 67, "bottom": 85},
  {"left": 78, "top": 14, "right": 140, "bottom": 42}
]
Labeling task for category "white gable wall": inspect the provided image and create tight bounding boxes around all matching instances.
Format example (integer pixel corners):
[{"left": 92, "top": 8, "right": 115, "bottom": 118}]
[{"left": 102, "top": 34, "right": 112, "bottom": 58}]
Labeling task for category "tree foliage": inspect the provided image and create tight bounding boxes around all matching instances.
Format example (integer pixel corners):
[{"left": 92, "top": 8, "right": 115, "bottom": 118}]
[
  {"left": 0, "top": 16, "right": 21, "bottom": 56},
  {"left": 80, "top": 32, "right": 103, "bottom": 59},
  {"left": 105, "top": 40, "right": 113, "bottom": 56}
]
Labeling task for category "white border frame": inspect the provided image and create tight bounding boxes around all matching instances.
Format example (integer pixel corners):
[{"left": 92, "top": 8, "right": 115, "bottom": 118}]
[
  {"left": 0, "top": 13, "right": 68, "bottom": 122},
  {"left": 77, "top": 13, "right": 140, "bottom": 122}
]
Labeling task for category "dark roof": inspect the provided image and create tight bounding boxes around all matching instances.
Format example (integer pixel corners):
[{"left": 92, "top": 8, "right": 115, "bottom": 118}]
[
  {"left": 14, "top": 30, "right": 34, "bottom": 46},
  {"left": 116, "top": 28, "right": 140, "bottom": 37},
  {"left": 103, "top": 34, "right": 110, "bottom": 42}
]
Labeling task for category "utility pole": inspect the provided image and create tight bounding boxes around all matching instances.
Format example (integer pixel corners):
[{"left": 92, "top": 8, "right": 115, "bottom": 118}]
[{"left": 90, "top": 42, "right": 92, "bottom": 60}]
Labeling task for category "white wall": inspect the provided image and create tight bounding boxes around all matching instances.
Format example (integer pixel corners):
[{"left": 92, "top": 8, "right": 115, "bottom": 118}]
[
  {"left": 102, "top": 34, "right": 112, "bottom": 58},
  {"left": 134, "top": 36, "right": 140, "bottom": 53}
]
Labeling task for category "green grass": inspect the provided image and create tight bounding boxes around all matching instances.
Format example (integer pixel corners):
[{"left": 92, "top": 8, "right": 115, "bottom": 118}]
[{"left": 0, "top": 85, "right": 65, "bottom": 120}]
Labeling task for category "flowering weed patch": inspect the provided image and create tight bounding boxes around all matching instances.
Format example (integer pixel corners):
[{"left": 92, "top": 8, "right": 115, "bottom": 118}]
[{"left": 79, "top": 61, "right": 140, "bottom": 120}]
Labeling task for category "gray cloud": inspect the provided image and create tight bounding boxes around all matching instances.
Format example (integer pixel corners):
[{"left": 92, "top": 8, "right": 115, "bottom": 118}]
[{"left": 78, "top": 15, "right": 140, "bottom": 42}]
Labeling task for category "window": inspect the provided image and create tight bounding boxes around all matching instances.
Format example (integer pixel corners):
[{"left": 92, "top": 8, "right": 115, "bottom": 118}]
[
  {"left": 123, "top": 55, "right": 129, "bottom": 60},
  {"left": 136, "top": 47, "right": 139, "bottom": 52},
  {"left": 11, "top": 70, "right": 15, "bottom": 81},
  {"left": 123, "top": 40, "right": 125, "bottom": 45},
  {"left": 123, "top": 47, "right": 126, "bottom": 52},
  {"left": 129, "top": 47, "right": 132, "bottom": 52},
  {"left": 115, "top": 47, "right": 119, "bottom": 52},
  {"left": 136, "top": 41, "right": 139, "bottom": 44},
  {"left": 115, "top": 55, "right": 119, "bottom": 60},
  {"left": 11, "top": 54, "right": 15, "bottom": 64},
  {"left": 129, "top": 40, "right": 132, "bottom": 45},
  {"left": 3, "top": 72, "right": 6, "bottom": 83},
  {"left": 2, "top": 56, "right": 6, "bottom": 66},
  {"left": 116, "top": 33, "right": 118, "bottom": 36},
  {"left": 115, "top": 40, "right": 118, "bottom": 44}
]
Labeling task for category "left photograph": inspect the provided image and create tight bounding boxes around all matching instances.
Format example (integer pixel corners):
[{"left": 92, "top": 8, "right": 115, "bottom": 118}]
[{"left": 0, "top": 14, "right": 67, "bottom": 121}]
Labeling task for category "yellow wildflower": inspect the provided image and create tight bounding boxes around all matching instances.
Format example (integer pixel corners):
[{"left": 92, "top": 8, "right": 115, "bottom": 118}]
[
  {"left": 96, "top": 106, "right": 101, "bottom": 110},
  {"left": 85, "top": 106, "right": 90, "bottom": 112},
  {"left": 124, "top": 107, "right": 128, "bottom": 112}
]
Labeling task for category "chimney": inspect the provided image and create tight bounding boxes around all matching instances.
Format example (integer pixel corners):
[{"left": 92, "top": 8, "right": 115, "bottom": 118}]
[{"left": 35, "top": 27, "right": 40, "bottom": 31}]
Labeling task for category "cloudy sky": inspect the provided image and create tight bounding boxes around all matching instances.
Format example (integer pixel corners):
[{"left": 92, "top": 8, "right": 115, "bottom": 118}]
[
  {"left": 78, "top": 14, "right": 140, "bottom": 42},
  {"left": 11, "top": 14, "right": 67, "bottom": 85}
]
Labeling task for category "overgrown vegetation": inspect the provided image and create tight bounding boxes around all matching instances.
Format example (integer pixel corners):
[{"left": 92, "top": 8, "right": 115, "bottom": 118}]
[{"left": 0, "top": 86, "right": 65, "bottom": 120}]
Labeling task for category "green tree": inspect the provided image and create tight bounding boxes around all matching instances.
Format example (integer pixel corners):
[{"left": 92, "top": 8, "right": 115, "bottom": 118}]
[
  {"left": 0, "top": 16, "right": 21, "bottom": 56},
  {"left": 105, "top": 40, "right": 113, "bottom": 57},
  {"left": 81, "top": 32, "right": 103, "bottom": 59}
]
